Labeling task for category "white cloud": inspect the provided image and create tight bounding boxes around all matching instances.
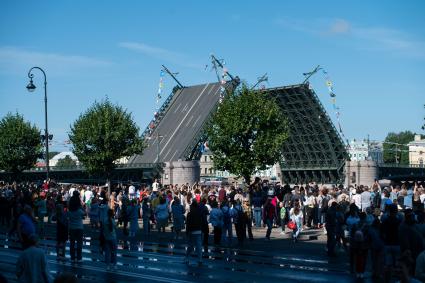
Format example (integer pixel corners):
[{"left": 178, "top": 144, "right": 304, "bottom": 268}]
[
  {"left": 352, "top": 27, "right": 425, "bottom": 57},
  {"left": 274, "top": 17, "right": 425, "bottom": 59},
  {"left": 329, "top": 19, "right": 351, "bottom": 34},
  {"left": 119, "top": 41, "right": 203, "bottom": 69},
  {"left": 0, "top": 46, "right": 111, "bottom": 76}
]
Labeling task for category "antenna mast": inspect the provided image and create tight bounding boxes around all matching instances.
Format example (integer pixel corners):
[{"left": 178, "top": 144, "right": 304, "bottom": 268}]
[
  {"left": 251, "top": 73, "right": 268, "bottom": 90},
  {"left": 210, "top": 54, "right": 236, "bottom": 81},
  {"left": 161, "top": 65, "right": 184, "bottom": 88},
  {"left": 302, "top": 65, "right": 322, "bottom": 84}
]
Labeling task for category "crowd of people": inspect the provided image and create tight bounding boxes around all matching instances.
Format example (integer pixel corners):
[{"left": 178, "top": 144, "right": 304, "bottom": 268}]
[{"left": 0, "top": 178, "right": 424, "bottom": 282}]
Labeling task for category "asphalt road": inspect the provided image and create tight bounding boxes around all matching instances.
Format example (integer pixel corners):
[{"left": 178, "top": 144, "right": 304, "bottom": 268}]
[
  {"left": 0, "top": 222, "right": 355, "bottom": 283},
  {"left": 131, "top": 82, "right": 222, "bottom": 163}
]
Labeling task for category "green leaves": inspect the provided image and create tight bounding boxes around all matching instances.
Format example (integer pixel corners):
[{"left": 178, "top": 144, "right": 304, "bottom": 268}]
[
  {"left": 69, "top": 99, "right": 145, "bottom": 176},
  {"left": 383, "top": 131, "right": 416, "bottom": 164},
  {"left": 55, "top": 155, "right": 77, "bottom": 168},
  {"left": 206, "top": 85, "right": 289, "bottom": 183},
  {"left": 0, "top": 113, "right": 42, "bottom": 173}
]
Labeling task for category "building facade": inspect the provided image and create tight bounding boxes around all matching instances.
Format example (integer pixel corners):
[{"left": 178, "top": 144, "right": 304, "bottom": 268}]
[
  {"left": 199, "top": 150, "right": 282, "bottom": 182},
  {"left": 347, "top": 139, "right": 383, "bottom": 163},
  {"left": 408, "top": 134, "right": 425, "bottom": 166},
  {"left": 200, "top": 150, "right": 215, "bottom": 177}
]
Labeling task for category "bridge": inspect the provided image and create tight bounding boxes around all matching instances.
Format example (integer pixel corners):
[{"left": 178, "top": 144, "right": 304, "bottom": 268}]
[
  {"left": 1, "top": 79, "right": 423, "bottom": 184},
  {"left": 0, "top": 163, "right": 159, "bottom": 184},
  {"left": 377, "top": 163, "right": 425, "bottom": 181}
]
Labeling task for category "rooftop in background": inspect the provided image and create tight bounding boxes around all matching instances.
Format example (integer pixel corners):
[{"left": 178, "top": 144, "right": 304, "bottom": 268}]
[
  {"left": 50, "top": 151, "right": 78, "bottom": 161},
  {"left": 50, "top": 151, "right": 79, "bottom": 167},
  {"left": 408, "top": 134, "right": 425, "bottom": 146}
]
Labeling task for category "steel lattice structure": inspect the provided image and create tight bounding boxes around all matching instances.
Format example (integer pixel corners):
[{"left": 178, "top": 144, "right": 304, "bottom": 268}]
[{"left": 264, "top": 83, "right": 348, "bottom": 184}]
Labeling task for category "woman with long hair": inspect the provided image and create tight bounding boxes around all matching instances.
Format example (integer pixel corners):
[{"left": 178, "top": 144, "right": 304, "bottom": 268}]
[
  {"left": 185, "top": 200, "right": 203, "bottom": 265},
  {"left": 171, "top": 197, "right": 185, "bottom": 240},
  {"left": 55, "top": 199, "right": 68, "bottom": 261},
  {"left": 68, "top": 191, "right": 84, "bottom": 263},
  {"left": 290, "top": 205, "right": 303, "bottom": 242},
  {"left": 155, "top": 196, "right": 169, "bottom": 234}
]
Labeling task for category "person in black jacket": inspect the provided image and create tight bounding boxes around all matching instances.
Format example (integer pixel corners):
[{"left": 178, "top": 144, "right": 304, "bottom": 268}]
[
  {"left": 380, "top": 204, "right": 401, "bottom": 281},
  {"left": 398, "top": 209, "right": 425, "bottom": 276},
  {"left": 185, "top": 200, "right": 203, "bottom": 265},
  {"left": 199, "top": 198, "right": 209, "bottom": 251}
]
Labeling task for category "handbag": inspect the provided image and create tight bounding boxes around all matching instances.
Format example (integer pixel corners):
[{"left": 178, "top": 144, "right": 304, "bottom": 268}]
[{"left": 287, "top": 220, "right": 296, "bottom": 230}]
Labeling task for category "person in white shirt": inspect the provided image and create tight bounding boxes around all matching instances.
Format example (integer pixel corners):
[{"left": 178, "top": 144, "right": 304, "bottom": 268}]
[
  {"left": 404, "top": 188, "right": 413, "bottom": 209},
  {"left": 128, "top": 184, "right": 135, "bottom": 200},
  {"left": 69, "top": 187, "right": 76, "bottom": 198},
  {"left": 84, "top": 189, "right": 93, "bottom": 204},
  {"left": 352, "top": 188, "right": 362, "bottom": 210},
  {"left": 152, "top": 179, "right": 159, "bottom": 192},
  {"left": 360, "top": 186, "right": 371, "bottom": 212}
]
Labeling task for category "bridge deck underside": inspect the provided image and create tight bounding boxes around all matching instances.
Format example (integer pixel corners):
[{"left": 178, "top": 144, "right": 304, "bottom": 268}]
[
  {"left": 265, "top": 84, "right": 348, "bottom": 184},
  {"left": 130, "top": 82, "right": 223, "bottom": 164}
]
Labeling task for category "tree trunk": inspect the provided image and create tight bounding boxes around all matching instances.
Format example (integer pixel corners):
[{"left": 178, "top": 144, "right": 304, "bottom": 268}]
[
  {"left": 107, "top": 178, "right": 111, "bottom": 196},
  {"left": 106, "top": 171, "right": 112, "bottom": 196}
]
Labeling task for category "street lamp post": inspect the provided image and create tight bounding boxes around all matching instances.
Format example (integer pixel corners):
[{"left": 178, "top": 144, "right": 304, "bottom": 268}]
[{"left": 26, "top": 67, "right": 50, "bottom": 181}]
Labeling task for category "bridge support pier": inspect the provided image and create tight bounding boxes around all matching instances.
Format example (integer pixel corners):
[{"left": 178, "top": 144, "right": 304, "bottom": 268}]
[
  {"left": 162, "top": 160, "right": 200, "bottom": 186},
  {"left": 345, "top": 160, "right": 378, "bottom": 188}
]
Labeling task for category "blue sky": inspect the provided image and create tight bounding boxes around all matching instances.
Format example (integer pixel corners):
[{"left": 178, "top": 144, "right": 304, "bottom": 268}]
[{"left": 1, "top": 1, "right": 424, "bottom": 151}]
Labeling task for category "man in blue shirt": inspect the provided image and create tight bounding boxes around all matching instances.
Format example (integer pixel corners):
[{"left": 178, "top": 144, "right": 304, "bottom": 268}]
[{"left": 17, "top": 205, "right": 36, "bottom": 249}]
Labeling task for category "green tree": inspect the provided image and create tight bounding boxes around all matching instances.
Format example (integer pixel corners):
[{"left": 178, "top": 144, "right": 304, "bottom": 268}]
[
  {"left": 206, "top": 85, "right": 289, "bottom": 183},
  {"left": 0, "top": 113, "right": 42, "bottom": 174},
  {"left": 69, "top": 99, "right": 145, "bottom": 192},
  {"left": 55, "top": 155, "right": 77, "bottom": 168},
  {"left": 383, "top": 131, "right": 416, "bottom": 164}
]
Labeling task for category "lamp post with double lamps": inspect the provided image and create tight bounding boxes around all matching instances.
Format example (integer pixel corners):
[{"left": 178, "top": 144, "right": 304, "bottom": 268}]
[{"left": 26, "top": 67, "right": 51, "bottom": 180}]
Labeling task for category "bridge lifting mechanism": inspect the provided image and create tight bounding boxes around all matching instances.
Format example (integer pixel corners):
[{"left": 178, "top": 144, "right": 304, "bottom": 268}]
[
  {"left": 302, "top": 65, "right": 322, "bottom": 84},
  {"left": 210, "top": 54, "right": 240, "bottom": 90},
  {"left": 161, "top": 65, "right": 184, "bottom": 89},
  {"left": 251, "top": 73, "right": 269, "bottom": 90}
]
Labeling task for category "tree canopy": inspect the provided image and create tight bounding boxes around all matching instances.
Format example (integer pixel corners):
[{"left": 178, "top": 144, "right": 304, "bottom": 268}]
[
  {"left": 0, "top": 113, "right": 42, "bottom": 173},
  {"left": 55, "top": 155, "right": 77, "bottom": 168},
  {"left": 383, "top": 131, "right": 415, "bottom": 164},
  {"left": 206, "top": 85, "right": 289, "bottom": 183},
  {"left": 69, "top": 99, "right": 145, "bottom": 177}
]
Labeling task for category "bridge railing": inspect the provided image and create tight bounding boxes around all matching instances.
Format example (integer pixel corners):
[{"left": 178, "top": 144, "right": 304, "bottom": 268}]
[
  {"left": 377, "top": 163, "right": 425, "bottom": 169},
  {"left": 280, "top": 160, "right": 342, "bottom": 170},
  {"left": 141, "top": 86, "right": 182, "bottom": 139},
  {"left": 23, "top": 162, "right": 161, "bottom": 172}
]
